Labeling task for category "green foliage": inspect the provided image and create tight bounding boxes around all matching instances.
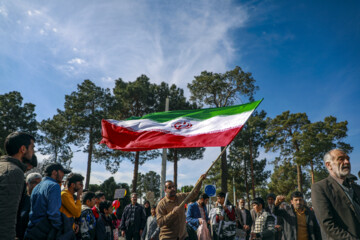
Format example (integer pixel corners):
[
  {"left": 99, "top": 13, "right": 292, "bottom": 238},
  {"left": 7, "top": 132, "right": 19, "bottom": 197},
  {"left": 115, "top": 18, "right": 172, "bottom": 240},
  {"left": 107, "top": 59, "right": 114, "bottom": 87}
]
[
  {"left": 187, "top": 66, "right": 258, "bottom": 108},
  {"left": 63, "top": 80, "right": 114, "bottom": 188},
  {"left": 38, "top": 112, "right": 72, "bottom": 168},
  {"left": 180, "top": 185, "right": 194, "bottom": 193},
  {"left": 131, "top": 171, "right": 161, "bottom": 201},
  {"left": 0, "top": 91, "right": 37, "bottom": 155}
]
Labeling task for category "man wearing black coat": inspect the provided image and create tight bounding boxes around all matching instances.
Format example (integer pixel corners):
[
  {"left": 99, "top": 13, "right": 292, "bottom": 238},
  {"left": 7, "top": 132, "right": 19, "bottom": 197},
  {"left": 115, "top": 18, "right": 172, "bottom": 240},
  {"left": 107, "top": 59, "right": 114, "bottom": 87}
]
[
  {"left": 120, "top": 193, "right": 146, "bottom": 240},
  {"left": 274, "top": 192, "right": 321, "bottom": 240},
  {"left": 311, "top": 149, "right": 360, "bottom": 240},
  {"left": 235, "top": 198, "right": 252, "bottom": 240}
]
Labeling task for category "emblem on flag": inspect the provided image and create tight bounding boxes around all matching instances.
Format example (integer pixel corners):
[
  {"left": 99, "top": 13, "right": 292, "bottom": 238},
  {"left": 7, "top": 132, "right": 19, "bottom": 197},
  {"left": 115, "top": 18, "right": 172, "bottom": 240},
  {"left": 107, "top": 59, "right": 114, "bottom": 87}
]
[{"left": 172, "top": 121, "right": 193, "bottom": 130}]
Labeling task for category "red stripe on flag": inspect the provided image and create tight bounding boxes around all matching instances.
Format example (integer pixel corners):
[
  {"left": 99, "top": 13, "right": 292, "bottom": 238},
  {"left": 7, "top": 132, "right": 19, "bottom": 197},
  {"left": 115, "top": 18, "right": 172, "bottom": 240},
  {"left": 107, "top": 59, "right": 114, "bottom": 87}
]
[{"left": 100, "top": 119, "right": 243, "bottom": 151}]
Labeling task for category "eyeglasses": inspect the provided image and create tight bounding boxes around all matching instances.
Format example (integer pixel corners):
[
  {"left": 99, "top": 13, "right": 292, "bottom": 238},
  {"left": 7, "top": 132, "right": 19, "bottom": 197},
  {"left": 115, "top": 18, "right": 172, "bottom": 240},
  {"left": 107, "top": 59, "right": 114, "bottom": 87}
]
[{"left": 166, "top": 185, "right": 176, "bottom": 189}]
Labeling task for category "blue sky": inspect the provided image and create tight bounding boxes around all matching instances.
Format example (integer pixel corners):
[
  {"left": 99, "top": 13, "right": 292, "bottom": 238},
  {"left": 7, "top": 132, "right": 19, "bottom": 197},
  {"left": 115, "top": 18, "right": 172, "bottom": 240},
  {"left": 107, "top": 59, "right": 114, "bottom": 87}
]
[{"left": 1, "top": 0, "right": 359, "bottom": 187}]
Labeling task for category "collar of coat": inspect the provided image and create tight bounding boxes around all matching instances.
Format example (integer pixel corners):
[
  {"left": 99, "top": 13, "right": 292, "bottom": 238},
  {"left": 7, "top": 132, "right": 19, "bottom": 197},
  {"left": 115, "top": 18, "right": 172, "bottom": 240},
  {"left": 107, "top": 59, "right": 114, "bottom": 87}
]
[{"left": 0, "top": 155, "right": 27, "bottom": 172}]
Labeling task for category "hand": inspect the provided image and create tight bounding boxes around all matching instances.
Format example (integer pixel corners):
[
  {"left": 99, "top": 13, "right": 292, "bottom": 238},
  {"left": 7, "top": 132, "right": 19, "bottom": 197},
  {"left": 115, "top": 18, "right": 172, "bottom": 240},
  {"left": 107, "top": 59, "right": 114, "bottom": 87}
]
[
  {"left": 198, "top": 218, "right": 203, "bottom": 225},
  {"left": 199, "top": 174, "right": 207, "bottom": 182},
  {"left": 74, "top": 224, "right": 80, "bottom": 234},
  {"left": 275, "top": 225, "right": 282, "bottom": 231},
  {"left": 243, "top": 225, "right": 250, "bottom": 231},
  {"left": 250, "top": 232, "right": 257, "bottom": 239},
  {"left": 140, "top": 230, "right": 143, "bottom": 236},
  {"left": 219, "top": 215, "right": 224, "bottom": 221},
  {"left": 275, "top": 195, "right": 286, "bottom": 206},
  {"left": 121, "top": 231, "right": 125, "bottom": 237},
  {"left": 76, "top": 188, "right": 83, "bottom": 200}
]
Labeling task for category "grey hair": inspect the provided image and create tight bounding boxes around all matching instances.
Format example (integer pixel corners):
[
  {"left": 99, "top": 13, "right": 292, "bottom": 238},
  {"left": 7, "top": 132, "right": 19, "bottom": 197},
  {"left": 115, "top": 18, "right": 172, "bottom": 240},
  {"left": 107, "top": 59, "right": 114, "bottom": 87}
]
[
  {"left": 26, "top": 172, "right": 42, "bottom": 184},
  {"left": 324, "top": 149, "right": 345, "bottom": 164}
]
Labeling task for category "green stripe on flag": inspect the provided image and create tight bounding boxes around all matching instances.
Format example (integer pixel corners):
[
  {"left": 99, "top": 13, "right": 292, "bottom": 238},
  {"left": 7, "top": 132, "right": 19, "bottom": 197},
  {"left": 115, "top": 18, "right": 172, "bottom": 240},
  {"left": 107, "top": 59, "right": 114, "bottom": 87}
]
[{"left": 127, "top": 99, "right": 263, "bottom": 123}]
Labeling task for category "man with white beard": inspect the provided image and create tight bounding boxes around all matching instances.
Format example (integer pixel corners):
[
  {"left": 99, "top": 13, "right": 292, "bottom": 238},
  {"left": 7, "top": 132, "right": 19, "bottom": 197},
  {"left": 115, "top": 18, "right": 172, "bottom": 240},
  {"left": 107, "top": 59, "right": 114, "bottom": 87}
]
[{"left": 311, "top": 149, "right": 360, "bottom": 240}]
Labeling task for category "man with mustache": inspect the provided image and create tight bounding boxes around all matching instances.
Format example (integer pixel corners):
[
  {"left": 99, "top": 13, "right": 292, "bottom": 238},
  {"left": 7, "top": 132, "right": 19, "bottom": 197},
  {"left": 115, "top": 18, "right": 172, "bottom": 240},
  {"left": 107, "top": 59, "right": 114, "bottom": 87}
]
[
  {"left": 311, "top": 149, "right": 360, "bottom": 240},
  {"left": 186, "top": 193, "right": 209, "bottom": 231},
  {"left": 274, "top": 192, "right": 321, "bottom": 240},
  {"left": 156, "top": 175, "right": 206, "bottom": 240},
  {"left": 0, "top": 132, "right": 35, "bottom": 240}
]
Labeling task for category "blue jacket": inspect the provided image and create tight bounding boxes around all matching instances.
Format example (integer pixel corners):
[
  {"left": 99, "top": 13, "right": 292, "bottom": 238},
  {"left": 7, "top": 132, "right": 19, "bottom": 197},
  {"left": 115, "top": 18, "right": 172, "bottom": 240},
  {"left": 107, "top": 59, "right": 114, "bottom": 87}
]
[
  {"left": 28, "top": 177, "right": 62, "bottom": 230},
  {"left": 186, "top": 202, "right": 209, "bottom": 231}
]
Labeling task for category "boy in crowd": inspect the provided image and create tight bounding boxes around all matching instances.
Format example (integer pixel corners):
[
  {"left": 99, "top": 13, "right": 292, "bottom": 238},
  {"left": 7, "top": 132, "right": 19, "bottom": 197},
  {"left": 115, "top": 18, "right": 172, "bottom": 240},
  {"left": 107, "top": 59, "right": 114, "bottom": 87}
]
[
  {"left": 78, "top": 191, "right": 96, "bottom": 240},
  {"left": 142, "top": 205, "right": 160, "bottom": 240},
  {"left": 92, "top": 191, "right": 106, "bottom": 219},
  {"left": 96, "top": 200, "right": 115, "bottom": 240}
]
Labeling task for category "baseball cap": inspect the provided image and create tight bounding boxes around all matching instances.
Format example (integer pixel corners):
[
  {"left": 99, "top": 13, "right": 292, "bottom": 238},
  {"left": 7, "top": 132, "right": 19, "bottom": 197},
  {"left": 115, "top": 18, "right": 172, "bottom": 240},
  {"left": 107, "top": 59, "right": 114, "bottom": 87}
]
[{"left": 44, "top": 163, "right": 71, "bottom": 175}]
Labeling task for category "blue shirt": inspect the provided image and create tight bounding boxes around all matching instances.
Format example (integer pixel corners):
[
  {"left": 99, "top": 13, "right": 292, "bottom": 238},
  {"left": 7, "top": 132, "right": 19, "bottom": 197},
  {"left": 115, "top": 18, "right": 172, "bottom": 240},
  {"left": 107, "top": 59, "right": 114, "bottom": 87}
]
[{"left": 28, "top": 177, "right": 62, "bottom": 230}]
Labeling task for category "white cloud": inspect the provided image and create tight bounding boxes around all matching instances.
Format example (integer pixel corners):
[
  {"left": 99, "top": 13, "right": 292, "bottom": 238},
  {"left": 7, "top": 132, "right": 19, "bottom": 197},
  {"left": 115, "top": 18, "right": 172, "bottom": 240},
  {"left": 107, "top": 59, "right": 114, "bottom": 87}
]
[
  {"left": 68, "top": 58, "right": 86, "bottom": 65},
  {"left": 0, "top": 5, "right": 8, "bottom": 17}
]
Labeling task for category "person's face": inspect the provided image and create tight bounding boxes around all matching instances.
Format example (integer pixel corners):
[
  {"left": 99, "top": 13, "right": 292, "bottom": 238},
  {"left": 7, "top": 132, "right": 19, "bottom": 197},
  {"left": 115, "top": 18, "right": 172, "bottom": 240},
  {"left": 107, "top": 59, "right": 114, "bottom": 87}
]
[
  {"left": 22, "top": 140, "right": 35, "bottom": 162},
  {"left": 55, "top": 170, "right": 65, "bottom": 184},
  {"left": 204, "top": 198, "right": 209, "bottom": 205},
  {"left": 74, "top": 181, "right": 83, "bottom": 192},
  {"left": 290, "top": 197, "right": 304, "bottom": 210},
  {"left": 131, "top": 194, "right": 138, "bottom": 204},
  {"left": 87, "top": 197, "right": 96, "bottom": 208},
  {"left": 144, "top": 202, "right": 150, "bottom": 208},
  {"left": 327, "top": 150, "right": 351, "bottom": 179},
  {"left": 253, "top": 203, "right": 262, "bottom": 213},
  {"left": 267, "top": 197, "right": 275, "bottom": 206},
  {"left": 104, "top": 205, "right": 113, "bottom": 216},
  {"left": 217, "top": 196, "right": 225, "bottom": 205},
  {"left": 99, "top": 196, "right": 106, "bottom": 202},
  {"left": 165, "top": 182, "right": 176, "bottom": 197},
  {"left": 151, "top": 208, "right": 156, "bottom": 216},
  {"left": 27, "top": 178, "right": 41, "bottom": 195},
  {"left": 239, "top": 199, "right": 245, "bottom": 208}
]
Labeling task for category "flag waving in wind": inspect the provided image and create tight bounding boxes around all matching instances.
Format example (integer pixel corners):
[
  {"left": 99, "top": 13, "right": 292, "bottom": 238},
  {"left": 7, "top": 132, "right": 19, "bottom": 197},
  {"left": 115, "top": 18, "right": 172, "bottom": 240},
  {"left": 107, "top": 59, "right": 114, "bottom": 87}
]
[{"left": 100, "top": 99, "right": 262, "bottom": 151}]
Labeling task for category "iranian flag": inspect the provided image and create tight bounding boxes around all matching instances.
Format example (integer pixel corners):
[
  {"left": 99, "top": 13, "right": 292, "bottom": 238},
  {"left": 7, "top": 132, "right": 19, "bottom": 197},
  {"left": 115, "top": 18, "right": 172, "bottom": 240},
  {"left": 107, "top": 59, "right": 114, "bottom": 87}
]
[{"left": 100, "top": 99, "right": 262, "bottom": 151}]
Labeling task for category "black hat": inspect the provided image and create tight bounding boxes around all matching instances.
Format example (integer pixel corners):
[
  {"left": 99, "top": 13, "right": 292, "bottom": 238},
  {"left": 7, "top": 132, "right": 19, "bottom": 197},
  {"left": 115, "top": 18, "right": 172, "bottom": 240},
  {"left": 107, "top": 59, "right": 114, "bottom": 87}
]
[
  {"left": 266, "top": 193, "right": 276, "bottom": 200},
  {"left": 44, "top": 163, "right": 71, "bottom": 175},
  {"left": 347, "top": 174, "right": 358, "bottom": 181},
  {"left": 252, "top": 197, "right": 265, "bottom": 206}
]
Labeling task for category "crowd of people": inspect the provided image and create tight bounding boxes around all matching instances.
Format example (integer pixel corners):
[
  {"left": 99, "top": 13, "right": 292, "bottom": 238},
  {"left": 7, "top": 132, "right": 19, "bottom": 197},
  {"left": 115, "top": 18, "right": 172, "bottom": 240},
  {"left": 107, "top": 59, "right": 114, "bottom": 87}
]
[{"left": 0, "top": 131, "right": 359, "bottom": 240}]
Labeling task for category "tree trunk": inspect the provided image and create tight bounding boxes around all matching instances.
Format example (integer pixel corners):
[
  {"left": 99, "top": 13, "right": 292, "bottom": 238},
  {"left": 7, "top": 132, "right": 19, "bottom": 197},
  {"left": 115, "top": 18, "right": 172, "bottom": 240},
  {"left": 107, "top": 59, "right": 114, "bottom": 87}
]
[
  {"left": 296, "top": 163, "right": 303, "bottom": 192},
  {"left": 132, "top": 151, "right": 140, "bottom": 193},
  {"left": 85, "top": 130, "right": 93, "bottom": 189},
  {"left": 220, "top": 147, "right": 228, "bottom": 193},
  {"left": 310, "top": 158, "right": 315, "bottom": 184},
  {"left": 244, "top": 155, "right": 250, "bottom": 209},
  {"left": 249, "top": 138, "right": 255, "bottom": 199},
  {"left": 173, "top": 149, "right": 178, "bottom": 189}
]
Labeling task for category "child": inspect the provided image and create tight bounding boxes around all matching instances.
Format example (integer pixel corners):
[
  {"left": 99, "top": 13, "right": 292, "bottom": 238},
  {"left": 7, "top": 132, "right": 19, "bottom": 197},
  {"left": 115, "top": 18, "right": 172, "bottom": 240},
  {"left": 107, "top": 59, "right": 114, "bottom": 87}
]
[
  {"left": 92, "top": 191, "right": 106, "bottom": 219},
  {"left": 142, "top": 205, "right": 159, "bottom": 240},
  {"left": 96, "top": 200, "right": 114, "bottom": 240},
  {"left": 78, "top": 191, "right": 96, "bottom": 240}
]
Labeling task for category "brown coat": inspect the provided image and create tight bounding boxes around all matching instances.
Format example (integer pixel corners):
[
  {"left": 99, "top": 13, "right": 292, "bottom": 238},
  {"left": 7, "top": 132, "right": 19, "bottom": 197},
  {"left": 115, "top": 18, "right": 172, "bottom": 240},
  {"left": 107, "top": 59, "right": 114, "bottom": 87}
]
[
  {"left": 311, "top": 175, "right": 360, "bottom": 240},
  {"left": 156, "top": 190, "right": 199, "bottom": 240}
]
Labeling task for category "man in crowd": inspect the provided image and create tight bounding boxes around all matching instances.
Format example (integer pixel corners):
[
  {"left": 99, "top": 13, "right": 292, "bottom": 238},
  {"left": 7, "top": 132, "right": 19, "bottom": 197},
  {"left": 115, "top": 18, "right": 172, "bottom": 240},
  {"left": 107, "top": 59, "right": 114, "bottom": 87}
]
[
  {"left": 120, "top": 193, "right": 146, "bottom": 240},
  {"left": 92, "top": 191, "right": 106, "bottom": 219},
  {"left": 16, "top": 172, "right": 42, "bottom": 239},
  {"left": 186, "top": 193, "right": 209, "bottom": 231},
  {"left": 60, "top": 172, "right": 84, "bottom": 229},
  {"left": 0, "top": 132, "right": 34, "bottom": 239},
  {"left": 250, "top": 197, "right": 275, "bottom": 240},
  {"left": 274, "top": 192, "right": 321, "bottom": 240},
  {"left": 265, "top": 194, "right": 276, "bottom": 215},
  {"left": 156, "top": 175, "right": 206, "bottom": 240},
  {"left": 235, "top": 198, "right": 252, "bottom": 240},
  {"left": 209, "top": 192, "right": 236, "bottom": 240},
  {"left": 311, "top": 149, "right": 360, "bottom": 239},
  {"left": 26, "top": 162, "right": 71, "bottom": 238}
]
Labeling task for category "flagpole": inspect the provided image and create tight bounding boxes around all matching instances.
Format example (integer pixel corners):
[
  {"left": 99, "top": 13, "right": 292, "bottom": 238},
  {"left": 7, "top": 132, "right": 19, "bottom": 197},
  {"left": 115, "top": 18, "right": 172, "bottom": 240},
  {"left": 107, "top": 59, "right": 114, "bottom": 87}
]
[
  {"left": 177, "top": 144, "right": 229, "bottom": 209},
  {"left": 160, "top": 97, "right": 169, "bottom": 198}
]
